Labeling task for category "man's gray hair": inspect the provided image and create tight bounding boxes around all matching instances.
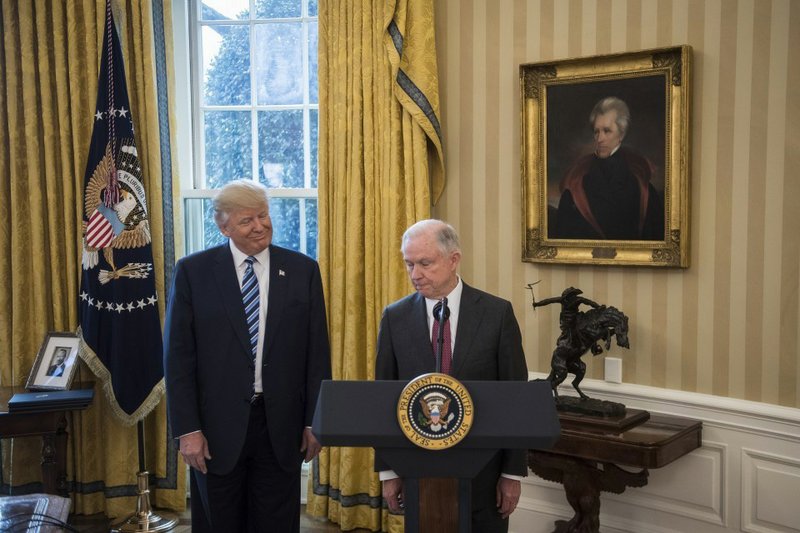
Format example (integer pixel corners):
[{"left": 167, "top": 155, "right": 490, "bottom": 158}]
[
  {"left": 213, "top": 179, "right": 270, "bottom": 226},
  {"left": 589, "top": 96, "right": 630, "bottom": 138},
  {"left": 402, "top": 219, "right": 461, "bottom": 255}
]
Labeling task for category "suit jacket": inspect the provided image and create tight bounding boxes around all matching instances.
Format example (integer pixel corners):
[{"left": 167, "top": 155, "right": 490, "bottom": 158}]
[
  {"left": 374, "top": 282, "right": 529, "bottom": 476},
  {"left": 552, "top": 147, "right": 664, "bottom": 240},
  {"left": 164, "top": 243, "right": 331, "bottom": 475},
  {"left": 47, "top": 363, "right": 65, "bottom": 377}
]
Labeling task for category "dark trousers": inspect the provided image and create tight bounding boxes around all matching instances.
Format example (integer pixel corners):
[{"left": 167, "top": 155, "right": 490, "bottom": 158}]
[
  {"left": 190, "top": 401, "right": 301, "bottom": 533},
  {"left": 470, "top": 452, "right": 509, "bottom": 533}
]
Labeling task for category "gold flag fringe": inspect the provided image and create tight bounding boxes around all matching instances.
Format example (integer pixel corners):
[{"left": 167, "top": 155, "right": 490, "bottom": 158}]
[{"left": 76, "top": 325, "right": 165, "bottom": 426}]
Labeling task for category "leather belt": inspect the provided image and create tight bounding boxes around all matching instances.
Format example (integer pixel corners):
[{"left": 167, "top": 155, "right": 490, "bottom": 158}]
[{"left": 250, "top": 392, "right": 264, "bottom": 406}]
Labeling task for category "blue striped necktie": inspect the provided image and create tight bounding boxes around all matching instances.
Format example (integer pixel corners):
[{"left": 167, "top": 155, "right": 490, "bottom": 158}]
[{"left": 241, "top": 256, "right": 259, "bottom": 359}]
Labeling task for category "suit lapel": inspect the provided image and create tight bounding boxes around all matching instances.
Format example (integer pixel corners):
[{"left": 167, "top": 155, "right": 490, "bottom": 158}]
[
  {"left": 212, "top": 245, "right": 252, "bottom": 359},
  {"left": 263, "top": 245, "right": 286, "bottom": 356},
  {"left": 451, "top": 284, "right": 483, "bottom": 376},
  {"left": 409, "top": 293, "right": 435, "bottom": 371}
]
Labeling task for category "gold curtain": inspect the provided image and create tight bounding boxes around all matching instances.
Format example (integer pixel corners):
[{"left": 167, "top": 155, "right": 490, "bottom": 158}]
[
  {"left": 0, "top": 0, "right": 185, "bottom": 518},
  {"left": 307, "top": 0, "right": 444, "bottom": 531}
]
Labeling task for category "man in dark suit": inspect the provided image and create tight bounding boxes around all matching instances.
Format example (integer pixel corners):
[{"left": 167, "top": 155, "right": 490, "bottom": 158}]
[
  {"left": 46, "top": 348, "right": 68, "bottom": 377},
  {"left": 375, "top": 219, "right": 528, "bottom": 532},
  {"left": 164, "top": 180, "right": 331, "bottom": 532}
]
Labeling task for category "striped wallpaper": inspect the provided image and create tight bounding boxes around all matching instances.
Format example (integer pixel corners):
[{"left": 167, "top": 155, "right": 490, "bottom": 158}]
[{"left": 433, "top": 0, "right": 799, "bottom": 408}]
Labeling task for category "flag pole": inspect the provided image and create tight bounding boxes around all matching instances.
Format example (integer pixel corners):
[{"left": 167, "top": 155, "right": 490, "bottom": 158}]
[{"left": 111, "top": 420, "right": 178, "bottom": 532}]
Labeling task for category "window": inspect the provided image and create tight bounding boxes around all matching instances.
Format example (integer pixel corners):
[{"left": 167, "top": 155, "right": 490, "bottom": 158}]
[{"left": 183, "top": 0, "right": 319, "bottom": 258}]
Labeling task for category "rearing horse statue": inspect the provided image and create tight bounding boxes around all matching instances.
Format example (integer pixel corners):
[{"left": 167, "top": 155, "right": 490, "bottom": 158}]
[{"left": 530, "top": 286, "right": 630, "bottom": 399}]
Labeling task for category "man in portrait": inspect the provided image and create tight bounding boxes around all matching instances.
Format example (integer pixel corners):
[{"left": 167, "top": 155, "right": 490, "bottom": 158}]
[
  {"left": 550, "top": 96, "right": 664, "bottom": 241},
  {"left": 46, "top": 347, "right": 69, "bottom": 377}
]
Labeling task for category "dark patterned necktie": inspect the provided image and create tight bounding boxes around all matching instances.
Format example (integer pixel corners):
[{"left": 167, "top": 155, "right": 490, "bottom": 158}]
[
  {"left": 431, "top": 315, "right": 452, "bottom": 374},
  {"left": 241, "top": 257, "right": 259, "bottom": 359}
]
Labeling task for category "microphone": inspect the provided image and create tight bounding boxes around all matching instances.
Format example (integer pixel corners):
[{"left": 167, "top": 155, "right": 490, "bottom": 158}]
[
  {"left": 433, "top": 298, "right": 450, "bottom": 322},
  {"left": 433, "top": 297, "right": 449, "bottom": 373}
]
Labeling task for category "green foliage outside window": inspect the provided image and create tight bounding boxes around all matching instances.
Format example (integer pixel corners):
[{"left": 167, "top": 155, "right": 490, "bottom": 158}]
[{"left": 192, "top": 0, "right": 318, "bottom": 258}]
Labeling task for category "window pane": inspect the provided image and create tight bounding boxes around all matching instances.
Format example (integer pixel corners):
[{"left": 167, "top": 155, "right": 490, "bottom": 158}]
[
  {"left": 309, "top": 108, "right": 318, "bottom": 188},
  {"left": 305, "top": 199, "right": 318, "bottom": 258},
  {"left": 184, "top": 198, "right": 225, "bottom": 255},
  {"left": 267, "top": 198, "right": 316, "bottom": 259},
  {"left": 185, "top": 197, "right": 316, "bottom": 260},
  {"left": 270, "top": 198, "right": 301, "bottom": 253},
  {"left": 203, "top": 25, "right": 250, "bottom": 105},
  {"left": 201, "top": 0, "right": 249, "bottom": 20},
  {"left": 308, "top": 21, "right": 318, "bottom": 103},
  {"left": 258, "top": 110, "right": 303, "bottom": 188},
  {"left": 189, "top": 0, "right": 318, "bottom": 261},
  {"left": 254, "top": 23, "right": 303, "bottom": 105},
  {"left": 255, "top": 0, "right": 301, "bottom": 19},
  {"left": 205, "top": 111, "right": 252, "bottom": 187}
]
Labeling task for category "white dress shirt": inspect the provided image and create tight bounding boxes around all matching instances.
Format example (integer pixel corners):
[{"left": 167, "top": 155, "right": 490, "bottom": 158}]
[{"left": 229, "top": 241, "right": 270, "bottom": 393}]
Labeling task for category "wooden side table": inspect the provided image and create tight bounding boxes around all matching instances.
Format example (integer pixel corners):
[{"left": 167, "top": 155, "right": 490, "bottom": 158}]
[
  {"left": 0, "top": 386, "right": 93, "bottom": 495},
  {"left": 529, "top": 410, "right": 702, "bottom": 533}
]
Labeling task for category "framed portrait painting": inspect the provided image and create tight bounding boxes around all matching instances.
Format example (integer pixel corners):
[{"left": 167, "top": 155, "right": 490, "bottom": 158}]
[
  {"left": 26, "top": 332, "right": 80, "bottom": 391},
  {"left": 520, "top": 45, "right": 691, "bottom": 267}
]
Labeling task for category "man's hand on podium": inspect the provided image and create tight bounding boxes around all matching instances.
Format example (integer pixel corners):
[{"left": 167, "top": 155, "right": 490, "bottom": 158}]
[
  {"left": 382, "top": 478, "right": 404, "bottom": 513},
  {"left": 496, "top": 477, "right": 521, "bottom": 519}
]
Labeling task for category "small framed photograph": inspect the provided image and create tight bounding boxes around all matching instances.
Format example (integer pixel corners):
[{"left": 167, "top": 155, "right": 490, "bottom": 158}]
[
  {"left": 520, "top": 45, "right": 691, "bottom": 267},
  {"left": 26, "top": 332, "right": 80, "bottom": 391}
]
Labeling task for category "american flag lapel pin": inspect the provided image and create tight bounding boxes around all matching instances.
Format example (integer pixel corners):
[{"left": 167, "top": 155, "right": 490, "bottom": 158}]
[{"left": 278, "top": 269, "right": 286, "bottom": 277}]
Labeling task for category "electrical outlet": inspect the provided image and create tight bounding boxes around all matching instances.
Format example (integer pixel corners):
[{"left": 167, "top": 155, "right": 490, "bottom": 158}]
[{"left": 605, "top": 357, "right": 622, "bottom": 383}]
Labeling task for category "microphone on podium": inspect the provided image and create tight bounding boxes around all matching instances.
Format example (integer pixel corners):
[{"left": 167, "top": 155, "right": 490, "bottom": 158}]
[{"left": 433, "top": 297, "right": 449, "bottom": 373}]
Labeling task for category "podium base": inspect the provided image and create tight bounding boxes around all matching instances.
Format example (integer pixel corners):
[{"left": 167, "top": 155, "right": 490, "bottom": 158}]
[{"left": 404, "top": 477, "right": 471, "bottom": 533}]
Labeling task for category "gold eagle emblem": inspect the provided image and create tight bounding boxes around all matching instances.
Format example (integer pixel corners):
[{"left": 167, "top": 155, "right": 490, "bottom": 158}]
[{"left": 82, "top": 141, "right": 153, "bottom": 284}]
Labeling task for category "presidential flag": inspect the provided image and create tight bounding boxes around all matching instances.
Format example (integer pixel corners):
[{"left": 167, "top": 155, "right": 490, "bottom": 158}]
[{"left": 78, "top": 0, "right": 164, "bottom": 424}]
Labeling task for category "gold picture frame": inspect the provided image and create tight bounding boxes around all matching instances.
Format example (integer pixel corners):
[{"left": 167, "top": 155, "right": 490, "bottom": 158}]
[
  {"left": 520, "top": 45, "right": 691, "bottom": 267},
  {"left": 26, "top": 332, "right": 80, "bottom": 391}
]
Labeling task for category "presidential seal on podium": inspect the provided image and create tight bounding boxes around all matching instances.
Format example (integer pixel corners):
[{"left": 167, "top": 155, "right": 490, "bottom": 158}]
[{"left": 397, "top": 373, "right": 474, "bottom": 450}]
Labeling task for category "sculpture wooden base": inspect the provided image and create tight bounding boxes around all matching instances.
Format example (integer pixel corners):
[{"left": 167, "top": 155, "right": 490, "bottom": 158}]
[{"left": 556, "top": 395, "right": 626, "bottom": 418}]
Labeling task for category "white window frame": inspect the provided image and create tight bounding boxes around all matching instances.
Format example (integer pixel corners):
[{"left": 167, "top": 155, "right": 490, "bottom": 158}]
[{"left": 174, "top": 0, "right": 319, "bottom": 257}]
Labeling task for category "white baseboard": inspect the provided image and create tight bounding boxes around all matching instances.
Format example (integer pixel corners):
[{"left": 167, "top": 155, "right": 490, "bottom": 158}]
[{"left": 510, "top": 374, "right": 800, "bottom": 533}]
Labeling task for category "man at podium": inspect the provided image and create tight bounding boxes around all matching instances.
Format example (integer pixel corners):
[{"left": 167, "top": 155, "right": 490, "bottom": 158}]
[{"left": 375, "top": 219, "right": 529, "bottom": 532}]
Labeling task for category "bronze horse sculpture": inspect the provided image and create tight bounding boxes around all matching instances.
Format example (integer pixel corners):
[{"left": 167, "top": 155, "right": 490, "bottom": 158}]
[{"left": 530, "top": 286, "right": 630, "bottom": 399}]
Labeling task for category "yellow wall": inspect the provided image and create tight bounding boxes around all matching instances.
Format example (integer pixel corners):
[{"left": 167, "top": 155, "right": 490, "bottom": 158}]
[{"left": 433, "top": 0, "right": 799, "bottom": 407}]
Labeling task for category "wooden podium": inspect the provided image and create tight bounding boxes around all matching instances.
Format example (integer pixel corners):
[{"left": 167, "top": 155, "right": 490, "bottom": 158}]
[{"left": 312, "top": 379, "right": 561, "bottom": 532}]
